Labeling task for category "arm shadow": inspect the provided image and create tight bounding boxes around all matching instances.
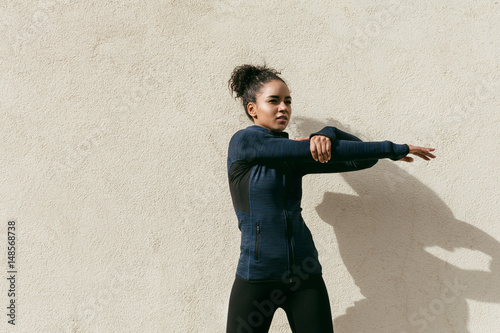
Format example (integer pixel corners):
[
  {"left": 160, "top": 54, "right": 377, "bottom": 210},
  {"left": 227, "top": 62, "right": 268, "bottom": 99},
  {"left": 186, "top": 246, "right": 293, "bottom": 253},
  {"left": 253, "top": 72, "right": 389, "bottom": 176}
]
[{"left": 293, "top": 116, "right": 500, "bottom": 333}]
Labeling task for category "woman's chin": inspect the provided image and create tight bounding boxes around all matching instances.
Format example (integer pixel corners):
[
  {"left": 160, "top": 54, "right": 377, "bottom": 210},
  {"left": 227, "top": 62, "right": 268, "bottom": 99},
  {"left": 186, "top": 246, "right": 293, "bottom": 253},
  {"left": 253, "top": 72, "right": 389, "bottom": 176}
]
[{"left": 275, "top": 121, "right": 289, "bottom": 131}]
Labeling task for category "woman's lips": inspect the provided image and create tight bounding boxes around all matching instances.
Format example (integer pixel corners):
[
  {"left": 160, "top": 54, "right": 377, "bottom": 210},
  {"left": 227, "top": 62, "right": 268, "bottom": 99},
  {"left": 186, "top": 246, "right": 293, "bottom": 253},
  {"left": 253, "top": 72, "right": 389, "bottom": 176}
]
[{"left": 276, "top": 115, "right": 288, "bottom": 123}]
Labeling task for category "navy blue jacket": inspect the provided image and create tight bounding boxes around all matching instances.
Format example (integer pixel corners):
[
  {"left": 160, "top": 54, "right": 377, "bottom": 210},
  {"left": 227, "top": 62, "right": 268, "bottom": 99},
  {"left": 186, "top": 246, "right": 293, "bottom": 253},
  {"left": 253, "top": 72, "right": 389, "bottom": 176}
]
[{"left": 227, "top": 125, "right": 409, "bottom": 281}]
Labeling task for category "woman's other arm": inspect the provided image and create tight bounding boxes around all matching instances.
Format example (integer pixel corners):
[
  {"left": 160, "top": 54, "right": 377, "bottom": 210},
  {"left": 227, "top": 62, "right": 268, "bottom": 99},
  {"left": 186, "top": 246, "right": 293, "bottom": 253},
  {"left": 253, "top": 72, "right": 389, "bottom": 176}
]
[{"left": 228, "top": 128, "right": 315, "bottom": 164}]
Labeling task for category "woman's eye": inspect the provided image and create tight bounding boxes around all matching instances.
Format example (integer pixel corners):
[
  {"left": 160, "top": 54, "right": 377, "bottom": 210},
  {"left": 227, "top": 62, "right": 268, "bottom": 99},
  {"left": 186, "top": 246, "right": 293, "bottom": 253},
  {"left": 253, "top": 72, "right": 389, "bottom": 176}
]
[
  {"left": 285, "top": 101, "right": 292, "bottom": 105},
  {"left": 268, "top": 99, "right": 277, "bottom": 103}
]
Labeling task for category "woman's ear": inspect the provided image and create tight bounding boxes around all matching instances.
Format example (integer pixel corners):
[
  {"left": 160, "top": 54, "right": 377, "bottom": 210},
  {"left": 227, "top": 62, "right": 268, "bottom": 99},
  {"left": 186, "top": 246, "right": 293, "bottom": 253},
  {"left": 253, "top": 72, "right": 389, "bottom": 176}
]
[{"left": 247, "top": 102, "right": 257, "bottom": 119}]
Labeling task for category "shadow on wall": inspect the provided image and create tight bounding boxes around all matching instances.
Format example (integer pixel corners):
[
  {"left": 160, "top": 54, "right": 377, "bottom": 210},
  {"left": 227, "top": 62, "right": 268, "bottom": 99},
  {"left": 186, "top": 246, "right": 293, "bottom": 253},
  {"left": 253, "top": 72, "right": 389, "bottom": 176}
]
[{"left": 294, "top": 117, "right": 500, "bottom": 333}]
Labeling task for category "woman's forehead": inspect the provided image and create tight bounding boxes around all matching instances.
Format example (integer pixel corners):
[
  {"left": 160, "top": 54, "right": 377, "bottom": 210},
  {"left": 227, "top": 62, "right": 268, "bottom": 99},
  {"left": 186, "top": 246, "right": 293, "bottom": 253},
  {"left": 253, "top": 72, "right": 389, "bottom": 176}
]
[{"left": 258, "top": 80, "right": 291, "bottom": 97}]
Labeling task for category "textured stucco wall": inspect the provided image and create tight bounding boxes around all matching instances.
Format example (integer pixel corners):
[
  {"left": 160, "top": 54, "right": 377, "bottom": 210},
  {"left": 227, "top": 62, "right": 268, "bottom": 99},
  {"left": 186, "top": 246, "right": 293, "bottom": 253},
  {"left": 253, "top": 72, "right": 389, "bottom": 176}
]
[{"left": 1, "top": 1, "right": 499, "bottom": 332}]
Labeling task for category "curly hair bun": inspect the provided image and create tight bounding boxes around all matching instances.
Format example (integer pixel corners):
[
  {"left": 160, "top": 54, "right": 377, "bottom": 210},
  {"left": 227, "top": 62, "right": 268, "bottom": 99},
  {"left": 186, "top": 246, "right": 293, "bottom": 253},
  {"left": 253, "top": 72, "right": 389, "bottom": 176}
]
[{"left": 229, "top": 65, "right": 282, "bottom": 98}]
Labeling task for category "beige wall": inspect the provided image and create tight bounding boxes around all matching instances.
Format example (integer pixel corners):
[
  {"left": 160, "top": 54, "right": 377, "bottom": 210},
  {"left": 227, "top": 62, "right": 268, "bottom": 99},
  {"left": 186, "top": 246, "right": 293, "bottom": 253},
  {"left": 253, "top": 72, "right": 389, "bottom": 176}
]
[{"left": 1, "top": 0, "right": 499, "bottom": 332}]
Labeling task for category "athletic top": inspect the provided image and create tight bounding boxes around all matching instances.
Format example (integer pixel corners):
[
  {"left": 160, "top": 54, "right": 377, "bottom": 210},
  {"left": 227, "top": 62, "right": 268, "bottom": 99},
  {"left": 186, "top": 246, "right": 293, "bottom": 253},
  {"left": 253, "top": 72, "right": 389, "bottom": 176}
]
[{"left": 227, "top": 125, "right": 409, "bottom": 281}]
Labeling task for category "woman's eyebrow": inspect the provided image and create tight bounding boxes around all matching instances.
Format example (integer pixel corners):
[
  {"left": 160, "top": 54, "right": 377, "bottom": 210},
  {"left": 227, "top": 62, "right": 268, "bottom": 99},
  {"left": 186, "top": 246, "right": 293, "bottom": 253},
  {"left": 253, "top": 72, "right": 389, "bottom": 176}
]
[{"left": 267, "top": 95, "right": 292, "bottom": 99}]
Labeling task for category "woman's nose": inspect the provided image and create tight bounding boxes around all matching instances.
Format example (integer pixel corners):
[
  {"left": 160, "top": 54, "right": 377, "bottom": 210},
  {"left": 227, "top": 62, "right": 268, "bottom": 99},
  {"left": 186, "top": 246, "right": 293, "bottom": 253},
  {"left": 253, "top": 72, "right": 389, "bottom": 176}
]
[{"left": 278, "top": 102, "right": 288, "bottom": 111}]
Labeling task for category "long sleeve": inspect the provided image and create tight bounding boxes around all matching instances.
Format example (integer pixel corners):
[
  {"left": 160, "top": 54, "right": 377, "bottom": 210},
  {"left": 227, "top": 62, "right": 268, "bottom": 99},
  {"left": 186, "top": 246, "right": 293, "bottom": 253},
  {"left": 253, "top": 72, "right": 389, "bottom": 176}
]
[
  {"left": 297, "top": 126, "right": 409, "bottom": 175},
  {"left": 227, "top": 127, "right": 313, "bottom": 165}
]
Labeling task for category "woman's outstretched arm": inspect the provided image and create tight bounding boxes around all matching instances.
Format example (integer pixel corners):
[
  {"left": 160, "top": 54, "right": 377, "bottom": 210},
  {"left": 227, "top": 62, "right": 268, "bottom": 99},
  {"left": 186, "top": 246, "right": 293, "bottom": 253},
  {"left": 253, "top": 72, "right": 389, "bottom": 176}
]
[{"left": 294, "top": 126, "right": 436, "bottom": 175}]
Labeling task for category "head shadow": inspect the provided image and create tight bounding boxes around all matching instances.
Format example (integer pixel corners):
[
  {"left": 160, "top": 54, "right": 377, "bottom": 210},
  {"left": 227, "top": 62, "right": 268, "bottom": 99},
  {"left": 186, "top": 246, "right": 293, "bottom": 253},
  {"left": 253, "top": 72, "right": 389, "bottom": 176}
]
[{"left": 292, "top": 116, "right": 500, "bottom": 332}]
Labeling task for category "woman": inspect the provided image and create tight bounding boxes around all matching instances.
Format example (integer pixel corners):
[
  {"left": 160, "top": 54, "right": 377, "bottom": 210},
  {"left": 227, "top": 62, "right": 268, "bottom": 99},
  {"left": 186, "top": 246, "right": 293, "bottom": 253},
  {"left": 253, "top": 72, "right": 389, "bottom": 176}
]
[{"left": 226, "top": 64, "right": 435, "bottom": 333}]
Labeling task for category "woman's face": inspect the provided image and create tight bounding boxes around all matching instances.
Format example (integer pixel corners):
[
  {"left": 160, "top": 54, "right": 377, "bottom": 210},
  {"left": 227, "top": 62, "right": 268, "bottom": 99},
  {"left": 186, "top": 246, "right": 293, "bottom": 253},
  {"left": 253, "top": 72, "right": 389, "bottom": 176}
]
[{"left": 247, "top": 79, "right": 292, "bottom": 132}]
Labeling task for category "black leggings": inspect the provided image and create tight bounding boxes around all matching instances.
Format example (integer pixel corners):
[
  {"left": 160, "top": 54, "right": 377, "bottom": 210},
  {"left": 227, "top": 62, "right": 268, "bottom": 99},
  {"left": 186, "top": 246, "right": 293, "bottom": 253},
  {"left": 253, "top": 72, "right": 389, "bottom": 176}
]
[{"left": 226, "top": 274, "right": 334, "bottom": 333}]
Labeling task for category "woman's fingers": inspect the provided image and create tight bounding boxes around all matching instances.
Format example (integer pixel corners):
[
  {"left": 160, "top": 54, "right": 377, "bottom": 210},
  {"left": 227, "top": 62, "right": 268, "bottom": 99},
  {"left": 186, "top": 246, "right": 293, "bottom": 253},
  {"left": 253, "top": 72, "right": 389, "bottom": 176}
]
[
  {"left": 326, "top": 139, "right": 331, "bottom": 161},
  {"left": 319, "top": 137, "right": 327, "bottom": 163},
  {"left": 406, "top": 145, "right": 437, "bottom": 161},
  {"left": 309, "top": 136, "right": 331, "bottom": 163},
  {"left": 296, "top": 135, "right": 332, "bottom": 163},
  {"left": 320, "top": 139, "right": 326, "bottom": 162},
  {"left": 417, "top": 148, "right": 436, "bottom": 160},
  {"left": 310, "top": 141, "right": 319, "bottom": 162},
  {"left": 425, "top": 150, "right": 437, "bottom": 159}
]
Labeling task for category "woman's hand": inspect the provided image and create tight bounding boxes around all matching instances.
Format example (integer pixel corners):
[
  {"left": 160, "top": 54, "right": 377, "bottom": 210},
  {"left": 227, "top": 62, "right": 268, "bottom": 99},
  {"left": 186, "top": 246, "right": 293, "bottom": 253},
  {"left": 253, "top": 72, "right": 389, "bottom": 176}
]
[
  {"left": 294, "top": 136, "right": 331, "bottom": 163},
  {"left": 398, "top": 144, "right": 436, "bottom": 162}
]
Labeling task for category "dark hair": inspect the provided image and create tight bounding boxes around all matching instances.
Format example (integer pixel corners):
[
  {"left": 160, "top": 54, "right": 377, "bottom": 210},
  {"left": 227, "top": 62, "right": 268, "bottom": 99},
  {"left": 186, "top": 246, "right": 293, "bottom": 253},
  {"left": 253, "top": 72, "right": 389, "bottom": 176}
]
[{"left": 228, "top": 64, "right": 286, "bottom": 121}]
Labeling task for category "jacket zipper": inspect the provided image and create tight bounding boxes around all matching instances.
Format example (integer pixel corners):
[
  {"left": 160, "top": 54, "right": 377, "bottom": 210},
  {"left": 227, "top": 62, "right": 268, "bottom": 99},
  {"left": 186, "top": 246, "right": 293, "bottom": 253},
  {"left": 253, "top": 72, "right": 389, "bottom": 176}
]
[{"left": 255, "top": 223, "right": 260, "bottom": 260}]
